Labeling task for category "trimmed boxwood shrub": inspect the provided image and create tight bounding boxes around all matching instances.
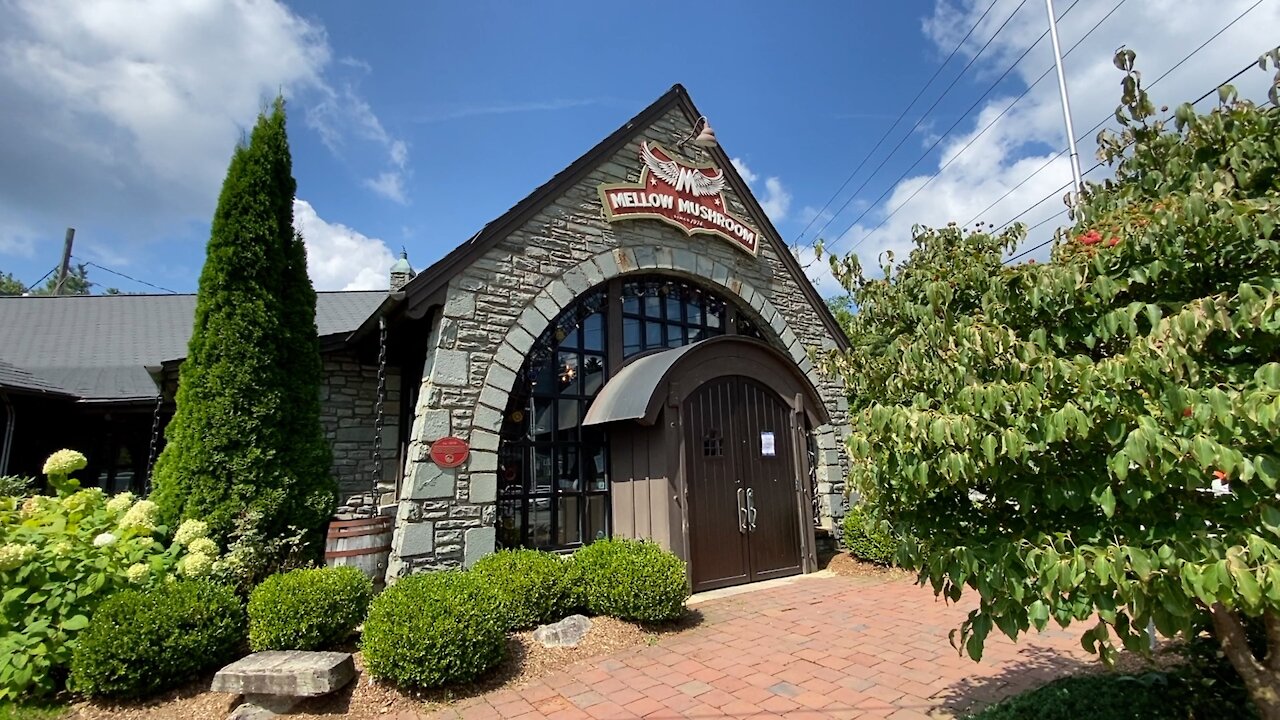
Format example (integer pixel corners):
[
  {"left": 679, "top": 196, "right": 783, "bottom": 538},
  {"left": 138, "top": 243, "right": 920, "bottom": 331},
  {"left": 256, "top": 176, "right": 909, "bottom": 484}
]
[
  {"left": 361, "top": 572, "right": 504, "bottom": 689},
  {"left": 842, "top": 505, "right": 897, "bottom": 566},
  {"left": 248, "top": 565, "right": 373, "bottom": 651},
  {"left": 966, "top": 673, "right": 1200, "bottom": 720},
  {"left": 470, "top": 549, "right": 571, "bottom": 630},
  {"left": 570, "top": 538, "right": 688, "bottom": 623},
  {"left": 69, "top": 581, "right": 244, "bottom": 698}
]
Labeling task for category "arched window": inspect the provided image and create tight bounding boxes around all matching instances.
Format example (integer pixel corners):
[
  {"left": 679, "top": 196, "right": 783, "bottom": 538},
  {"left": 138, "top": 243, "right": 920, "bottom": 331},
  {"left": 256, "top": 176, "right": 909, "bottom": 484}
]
[{"left": 497, "top": 275, "right": 762, "bottom": 550}]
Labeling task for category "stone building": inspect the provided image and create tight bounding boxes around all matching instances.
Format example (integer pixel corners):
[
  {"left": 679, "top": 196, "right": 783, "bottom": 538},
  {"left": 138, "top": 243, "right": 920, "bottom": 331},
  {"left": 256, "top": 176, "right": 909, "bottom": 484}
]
[{"left": 377, "top": 84, "right": 852, "bottom": 592}]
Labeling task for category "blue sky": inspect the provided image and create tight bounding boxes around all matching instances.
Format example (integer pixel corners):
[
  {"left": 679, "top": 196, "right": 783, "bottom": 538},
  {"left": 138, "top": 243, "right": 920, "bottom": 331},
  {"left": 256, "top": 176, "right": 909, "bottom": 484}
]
[{"left": 1, "top": 1, "right": 1277, "bottom": 296}]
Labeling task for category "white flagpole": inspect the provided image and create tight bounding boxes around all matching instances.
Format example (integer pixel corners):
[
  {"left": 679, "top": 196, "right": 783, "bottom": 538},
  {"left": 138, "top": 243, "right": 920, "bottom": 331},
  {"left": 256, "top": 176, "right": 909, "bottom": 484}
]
[{"left": 1045, "top": 0, "right": 1084, "bottom": 198}]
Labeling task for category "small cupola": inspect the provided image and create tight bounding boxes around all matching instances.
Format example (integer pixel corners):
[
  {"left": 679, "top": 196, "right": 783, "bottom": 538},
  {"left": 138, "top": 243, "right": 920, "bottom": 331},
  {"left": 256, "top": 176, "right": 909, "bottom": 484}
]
[{"left": 389, "top": 249, "right": 415, "bottom": 291}]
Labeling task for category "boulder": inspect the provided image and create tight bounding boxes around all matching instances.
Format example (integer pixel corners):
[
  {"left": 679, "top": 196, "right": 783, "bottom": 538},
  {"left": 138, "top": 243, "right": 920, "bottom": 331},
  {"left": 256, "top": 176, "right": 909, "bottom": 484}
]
[
  {"left": 533, "top": 614, "right": 592, "bottom": 647},
  {"left": 212, "top": 650, "right": 355, "bottom": 697}
]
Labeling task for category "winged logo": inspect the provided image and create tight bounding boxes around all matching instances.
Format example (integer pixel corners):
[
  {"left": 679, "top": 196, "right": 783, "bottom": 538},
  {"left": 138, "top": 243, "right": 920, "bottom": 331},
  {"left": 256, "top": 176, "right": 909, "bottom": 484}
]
[{"left": 641, "top": 141, "right": 726, "bottom": 197}]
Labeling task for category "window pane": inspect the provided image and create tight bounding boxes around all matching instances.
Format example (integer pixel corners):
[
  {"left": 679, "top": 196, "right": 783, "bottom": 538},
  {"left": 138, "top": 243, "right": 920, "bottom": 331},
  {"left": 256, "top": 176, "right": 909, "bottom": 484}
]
[
  {"left": 529, "top": 501, "right": 552, "bottom": 548},
  {"left": 530, "top": 355, "right": 555, "bottom": 394},
  {"left": 562, "top": 326, "right": 581, "bottom": 350},
  {"left": 556, "top": 399, "right": 579, "bottom": 443},
  {"left": 556, "top": 352, "right": 580, "bottom": 395},
  {"left": 623, "top": 317, "right": 641, "bottom": 356},
  {"left": 665, "top": 323, "right": 685, "bottom": 348},
  {"left": 707, "top": 304, "right": 723, "bottom": 329},
  {"left": 622, "top": 293, "right": 640, "bottom": 315},
  {"left": 499, "top": 445, "right": 524, "bottom": 492},
  {"left": 645, "top": 321, "right": 662, "bottom": 348},
  {"left": 687, "top": 298, "right": 704, "bottom": 326},
  {"left": 644, "top": 293, "right": 662, "bottom": 318},
  {"left": 582, "top": 313, "right": 604, "bottom": 352},
  {"left": 688, "top": 327, "right": 703, "bottom": 343},
  {"left": 583, "top": 429, "right": 609, "bottom": 491},
  {"left": 500, "top": 398, "right": 528, "bottom": 440},
  {"left": 558, "top": 497, "right": 582, "bottom": 546},
  {"left": 497, "top": 500, "right": 522, "bottom": 549},
  {"left": 586, "top": 495, "right": 609, "bottom": 543},
  {"left": 665, "top": 291, "right": 681, "bottom": 321},
  {"left": 532, "top": 446, "right": 554, "bottom": 495},
  {"left": 556, "top": 445, "right": 579, "bottom": 492},
  {"left": 582, "top": 355, "right": 606, "bottom": 396},
  {"left": 531, "top": 398, "right": 555, "bottom": 443}
]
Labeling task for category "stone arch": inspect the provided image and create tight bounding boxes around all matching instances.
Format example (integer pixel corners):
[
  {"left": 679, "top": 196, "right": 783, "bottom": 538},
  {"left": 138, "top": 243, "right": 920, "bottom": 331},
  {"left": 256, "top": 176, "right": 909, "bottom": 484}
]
[{"left": 468, "top": 246, "right": 845, "bottom": 519}]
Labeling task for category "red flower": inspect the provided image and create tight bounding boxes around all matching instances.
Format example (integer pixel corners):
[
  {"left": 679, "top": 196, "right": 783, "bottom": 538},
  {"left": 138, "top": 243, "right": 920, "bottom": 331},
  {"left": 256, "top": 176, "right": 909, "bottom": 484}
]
[
  {"left": 1078, "top": 230, "right": 1102, "bottom": 246},
  {"left": 1105, "top": 236, "right": 1120, "bottom": 247}
]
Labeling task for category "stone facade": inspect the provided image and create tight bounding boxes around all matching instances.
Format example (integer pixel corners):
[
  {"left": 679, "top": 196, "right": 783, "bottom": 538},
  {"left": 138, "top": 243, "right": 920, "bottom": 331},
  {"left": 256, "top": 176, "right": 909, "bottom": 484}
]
[
  {"left": 320, "top": 352, "right": 401, "bottom": 502},
  {"left": 388, "top": 103, "right": 852, "bottom": 579}
]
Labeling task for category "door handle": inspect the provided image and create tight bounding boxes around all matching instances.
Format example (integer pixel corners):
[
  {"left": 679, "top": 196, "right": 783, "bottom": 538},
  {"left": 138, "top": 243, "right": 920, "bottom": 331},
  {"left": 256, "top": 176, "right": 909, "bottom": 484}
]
[
  {"left": 746, "top": 487, "right": 757, "bottom": 532},
  {"left": 736, "top": 487, "right": 748, "bottom": 534}
]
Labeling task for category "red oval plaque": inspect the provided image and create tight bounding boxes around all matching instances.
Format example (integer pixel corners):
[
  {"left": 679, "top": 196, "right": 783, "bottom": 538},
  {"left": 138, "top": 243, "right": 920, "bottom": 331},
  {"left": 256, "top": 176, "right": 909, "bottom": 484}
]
[{"left": 430, "top": 436, "right": 470, "bottom": 469}]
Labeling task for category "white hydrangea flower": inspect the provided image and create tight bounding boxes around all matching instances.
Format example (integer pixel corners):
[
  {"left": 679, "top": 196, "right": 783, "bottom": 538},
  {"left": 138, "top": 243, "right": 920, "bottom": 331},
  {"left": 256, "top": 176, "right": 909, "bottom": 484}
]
[
  {"left": 172, "top": 519, "right": 209, "bottom": 547},
  {"left": 0, "top": 543, "right": 37, "bottom": 571},
  {"left": 187, "top": 537, "right": 219, "bottom": 558},
  {"left": 177, "top": 552, "right": 214, "bottom": 578},
  {"left": 119, "top": 500, "right": 159, "bottom": 532},
  {"left": 64, "top": 488, "right": 104, "bottom": 514},
  {"left": 125, "top": 563, "right": 149, "bottom": 584},
  {"left": 106, "top": 492, "right": 136, "bottom": 514},
  {"left": 93, "top": 532, "right": 117, "bottom": 547},
  {"left": 42, "top": 449, "right": 88, "bottom": 476}
]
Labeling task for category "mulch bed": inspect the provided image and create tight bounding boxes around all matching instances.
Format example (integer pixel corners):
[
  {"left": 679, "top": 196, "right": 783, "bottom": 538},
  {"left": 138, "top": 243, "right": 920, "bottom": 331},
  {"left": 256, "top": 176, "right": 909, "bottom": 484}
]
[
  {"left": 819, "top": 550, "right": 916, "bottom": 581},
  {"left": 63, "top": 615, "right": 684, "bottom": 720}
]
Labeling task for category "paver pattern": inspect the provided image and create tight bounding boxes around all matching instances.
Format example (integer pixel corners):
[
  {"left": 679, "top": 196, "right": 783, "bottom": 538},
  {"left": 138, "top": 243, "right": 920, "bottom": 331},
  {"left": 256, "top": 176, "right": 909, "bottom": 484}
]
[{"left": 417, "top": 573, "right": 1095, "bottom": 719}]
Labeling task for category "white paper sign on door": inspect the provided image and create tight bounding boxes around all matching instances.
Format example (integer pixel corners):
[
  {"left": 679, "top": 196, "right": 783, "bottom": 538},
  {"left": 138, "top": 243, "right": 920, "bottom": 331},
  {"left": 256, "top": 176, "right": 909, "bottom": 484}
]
[{"left": 761, "top": 431, "right": 776, "bottom": 457}]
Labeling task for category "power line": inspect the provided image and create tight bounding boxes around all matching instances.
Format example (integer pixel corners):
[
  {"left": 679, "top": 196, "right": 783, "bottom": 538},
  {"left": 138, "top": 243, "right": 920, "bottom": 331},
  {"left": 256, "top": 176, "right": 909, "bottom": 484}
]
[
  {"left": 77, "top": 259, "right": 178, "bottom": 294},
  {"left": 802, "top": 0, "right": 1035, "bottom": 256},
  {"left": 24, "top": 266, "right": 57, "bottom": 291},
  {"left": 791, "top": 0, "right": 1004, "bottom": 247},
  {"left": 848, "top": 0, "right": 1123, "bottom": 253}
]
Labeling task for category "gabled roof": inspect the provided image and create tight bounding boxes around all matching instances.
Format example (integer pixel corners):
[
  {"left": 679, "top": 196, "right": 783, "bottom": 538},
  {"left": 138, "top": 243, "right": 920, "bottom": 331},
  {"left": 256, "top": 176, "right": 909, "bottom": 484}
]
[
  {"left": 0, "top": 358, "right": 74, "bottom": 398},
  {"left": 399, "top": 84, "right": 849, "bottom": 350},
  {"left": 0, "top": 291, "right": 387, "bottom": 402}
]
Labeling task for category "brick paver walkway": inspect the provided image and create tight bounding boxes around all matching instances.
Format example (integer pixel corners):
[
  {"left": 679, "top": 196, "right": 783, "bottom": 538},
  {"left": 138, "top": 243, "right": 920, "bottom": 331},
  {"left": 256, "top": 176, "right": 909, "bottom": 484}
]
[{"left": 422, "top": 572, "right": 1095, "bottom": 719}]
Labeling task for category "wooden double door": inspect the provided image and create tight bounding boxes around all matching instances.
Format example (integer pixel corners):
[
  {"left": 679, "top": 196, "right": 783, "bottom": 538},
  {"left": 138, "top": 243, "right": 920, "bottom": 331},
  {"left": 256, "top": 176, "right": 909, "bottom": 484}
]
[{"left": 684, "top": 376, "right": 803, "bottom": 593}]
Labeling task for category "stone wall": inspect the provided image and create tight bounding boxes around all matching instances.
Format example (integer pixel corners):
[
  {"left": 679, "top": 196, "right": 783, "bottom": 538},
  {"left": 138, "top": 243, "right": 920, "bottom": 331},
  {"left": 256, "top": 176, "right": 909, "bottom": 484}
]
[
  {"left": 388, "top": 104, "right": 852, "bottom": 579},
  {"left": 320, "top": 352, "right": 401, "bottom": 502}
]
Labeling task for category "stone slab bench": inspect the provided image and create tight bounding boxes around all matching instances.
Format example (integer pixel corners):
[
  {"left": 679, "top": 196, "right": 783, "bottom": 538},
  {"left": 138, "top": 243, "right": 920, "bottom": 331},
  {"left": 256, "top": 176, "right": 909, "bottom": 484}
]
[{"left": 213, "top": 651, "right": 355, "bottom": 719}]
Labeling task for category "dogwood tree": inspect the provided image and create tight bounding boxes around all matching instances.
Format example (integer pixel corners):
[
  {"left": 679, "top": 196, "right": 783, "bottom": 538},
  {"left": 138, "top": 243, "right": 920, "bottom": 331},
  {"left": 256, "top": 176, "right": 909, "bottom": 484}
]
[{"left": 822, "top": 50, "right": 1280, "bottom": 716}]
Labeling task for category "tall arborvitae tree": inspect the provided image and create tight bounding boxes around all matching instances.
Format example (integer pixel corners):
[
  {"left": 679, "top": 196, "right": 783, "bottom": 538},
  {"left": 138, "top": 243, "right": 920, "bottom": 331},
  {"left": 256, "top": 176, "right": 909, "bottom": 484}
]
[{"left": 152, "top": 98, "right": 335, "bottom": 553}]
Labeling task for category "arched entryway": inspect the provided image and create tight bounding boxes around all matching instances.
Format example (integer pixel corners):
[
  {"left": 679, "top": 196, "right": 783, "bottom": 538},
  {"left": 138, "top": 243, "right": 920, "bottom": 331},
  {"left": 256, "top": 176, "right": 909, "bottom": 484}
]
[{"left": 584, "top": 335, "right": 829, "bottom": 593}]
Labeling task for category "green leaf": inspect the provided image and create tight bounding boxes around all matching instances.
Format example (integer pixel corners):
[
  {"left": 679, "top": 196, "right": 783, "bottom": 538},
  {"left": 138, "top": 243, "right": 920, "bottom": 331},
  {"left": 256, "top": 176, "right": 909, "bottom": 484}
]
[
  {"left": 1097, "top": 486, "right": 1117, "bottom": 518},
  {"left": 60, "top": 614, "right": 89, "bottom": 631},
  {"left": 1233, "top": 568, "right": 1263, "bottom": 607}
]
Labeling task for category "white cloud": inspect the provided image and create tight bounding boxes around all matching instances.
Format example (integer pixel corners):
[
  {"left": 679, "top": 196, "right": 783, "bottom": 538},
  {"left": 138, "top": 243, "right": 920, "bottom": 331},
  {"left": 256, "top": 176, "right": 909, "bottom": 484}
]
[
  {"left": 807, "top": 0, "right": 1280, "bottom": 288},
  {"left": 731, "top": 157, "right": 792, "bottom": 223},
  {"left": 307, "top": 79, "right": 411, "bottom": 204},
  {"left": 364, "top": 172, "right": 407, "bottom": 205},
  {"left": 0, "top": 0, "right": 405, "bottom": 269},
  {"left": 294, "top": 199, "right": 394, "bottom": 291}
]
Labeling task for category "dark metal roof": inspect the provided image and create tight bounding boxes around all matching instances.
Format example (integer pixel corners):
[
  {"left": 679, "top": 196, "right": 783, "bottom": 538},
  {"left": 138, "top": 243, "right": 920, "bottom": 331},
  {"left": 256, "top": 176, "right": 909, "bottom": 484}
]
[
  {"left": 397, "top": 84, "right": 850, "bottom": 351},
  {"left": 0, "top": 291, "right": 386, "bottom": 401},
  {"left": 0, "top": 358, "right": 74, "bottom": 397},
  {"left": 582, "top": 343, "right": 702, "bottom": 426}
]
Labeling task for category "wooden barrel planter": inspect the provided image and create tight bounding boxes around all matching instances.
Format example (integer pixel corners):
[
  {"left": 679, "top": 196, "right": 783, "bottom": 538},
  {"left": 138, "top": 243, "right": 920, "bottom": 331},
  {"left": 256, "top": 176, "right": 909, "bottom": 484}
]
[{"left": 324, "top": 515, "right": 393, "bottom": 588}]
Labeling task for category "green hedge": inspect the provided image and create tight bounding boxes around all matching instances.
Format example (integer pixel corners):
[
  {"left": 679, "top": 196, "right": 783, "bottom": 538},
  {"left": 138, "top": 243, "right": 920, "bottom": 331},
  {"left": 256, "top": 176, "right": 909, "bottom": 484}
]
[
  {"left": 69, "top": 581, "right": 244, "bottom": 698},
  {"left": 361, "top": 572, "right": 504, "bottom": 689},
  {"left": 248, "top": 566, "right": 373, "bottom": 651},
  {"left": 570, "top": 539, "right": 688, "bottom": 623},
  {"left": 842, "top": 505, "right": 898, "bottom": 565},
  {"left": 470, "top": 549, "right": 571, "bottom": 630},
  {"left": 966, "top": 672, "right": 1213, "bottom": 720}
]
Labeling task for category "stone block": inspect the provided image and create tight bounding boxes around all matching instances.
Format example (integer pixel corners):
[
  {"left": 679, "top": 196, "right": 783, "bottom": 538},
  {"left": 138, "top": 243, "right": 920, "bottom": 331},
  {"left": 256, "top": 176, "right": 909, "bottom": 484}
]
[
  {"left": 403, "top": 463, "right": 454, "bottom": 500},
  {"left": 211, "top": 651, "right": 354, "bottom": 697},
  {"left": 493, "top": 342, "right": 525, "bottom": 373},
  {"left": 432, "top": 349, "right": 469, "bottom": 387},
  {"left": 463, "top": 526, "right": 495, "bottom": 568},
  {"left": 533, "top": 615, "right": 592, "bottom": 647},
  {"left": 533, "top": 293, "right": 561, "bottom": 326},
  {"left": 444, "top": 289, "right": 476, "bottom": 318},
  {"left": 418, "top": 408, "right": 450, "bottom": 441},
  {"left": 471, "top": 429, "right": 499, "bottom": 452},
  {"left": 468, "top": 450, "right": 497, "bottom": 473},
  {"left": 469, "top": 472, "right": 497, "bottom": 503},
  {"left": 486, "top": 362, "right": 516, "bottom": 394},
  {"left": 396, "top": 521, "right": 435, "bottom": 557},
  {"left": 472, "top": 404, "right": 502, "bottom": 434}
]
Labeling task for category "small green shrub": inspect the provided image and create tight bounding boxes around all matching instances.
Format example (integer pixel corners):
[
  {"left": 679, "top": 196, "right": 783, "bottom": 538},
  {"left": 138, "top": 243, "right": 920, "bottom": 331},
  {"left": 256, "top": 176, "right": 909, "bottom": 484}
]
[
  {"left": 69, "top": 581, "right": 244, "bottom": 698},
  {"left": 841, "top": 505, "right": 897, "bottom": 566},
  {"left": 0, "top": 475, "right": 33, "bottom": 497},
  {"left": 248, "top": 566, "right": 372, "bottom": 651},
  {"left": 964, "top": 671, "right": 1228, "bottom": 720},
  {"left": 361, "top": 572, "right": 504, "bottom": 689},
  {"left": 470, "top": 549, "right": 571, "bottom": 630},
  {"left": 570, "top": 539, "right": 688, "bottom": 623}
]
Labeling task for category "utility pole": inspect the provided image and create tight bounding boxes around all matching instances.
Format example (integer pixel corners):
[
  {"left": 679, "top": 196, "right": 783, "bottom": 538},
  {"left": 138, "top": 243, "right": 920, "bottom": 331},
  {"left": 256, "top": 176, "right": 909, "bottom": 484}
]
[
  {"left": 1045, "top": 0, "right": 1084, "bottom": 199},
  {"left": 53, "top": 227, "right": 74, "bottom": 296}
]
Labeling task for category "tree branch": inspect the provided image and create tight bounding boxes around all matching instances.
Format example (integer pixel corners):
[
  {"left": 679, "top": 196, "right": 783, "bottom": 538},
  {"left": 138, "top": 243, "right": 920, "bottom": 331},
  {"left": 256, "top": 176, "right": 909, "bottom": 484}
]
[
  {"left": 1266, "top": 610, "right": 1280, "bottom": 673},
  {"left": 1213, "top": 603, "right": 1266, "bottom": 686}
]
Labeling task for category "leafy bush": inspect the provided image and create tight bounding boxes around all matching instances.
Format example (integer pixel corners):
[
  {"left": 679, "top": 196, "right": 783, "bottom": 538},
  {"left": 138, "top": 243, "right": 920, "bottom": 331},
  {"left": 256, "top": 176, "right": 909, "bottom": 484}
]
[
  {"left": 0, "top": 476, "right": 32, "bottom": 497},
  {"left": 470, "top": 549, "right": 571, "bottom": 630},
  {"left": 0, "top": 450, "right": 222, "bottom": 700},
  {"left": 361, "top": 572, "right": 504, "bottom": 689},
  {"left": 248, "top": 566, "right": 372, "bottom": 651},
  {"left": 570, "top": 539, "right": 688, "bottom": 622},
  {"left": 841, "top": 505, "right": 898, "bottom": 565},
  {"left": 69, "top": 581, "right": 244, "bottom": 698},
  {"left": 965, "top": 670, "right": 1248, "bottom": 720}
]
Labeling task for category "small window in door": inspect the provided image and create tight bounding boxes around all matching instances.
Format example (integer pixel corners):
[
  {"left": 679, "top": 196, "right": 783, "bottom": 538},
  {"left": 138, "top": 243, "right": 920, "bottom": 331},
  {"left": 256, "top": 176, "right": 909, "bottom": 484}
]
[{"left": 703, "top": 429, "right": 723, "bottom": 457}]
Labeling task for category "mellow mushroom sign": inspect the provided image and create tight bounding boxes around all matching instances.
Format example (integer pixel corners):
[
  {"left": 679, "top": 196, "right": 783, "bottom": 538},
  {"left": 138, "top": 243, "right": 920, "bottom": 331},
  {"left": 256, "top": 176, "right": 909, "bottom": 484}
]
[{"left": 598, "top": 142, "right": 759, "bottom": 256}]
